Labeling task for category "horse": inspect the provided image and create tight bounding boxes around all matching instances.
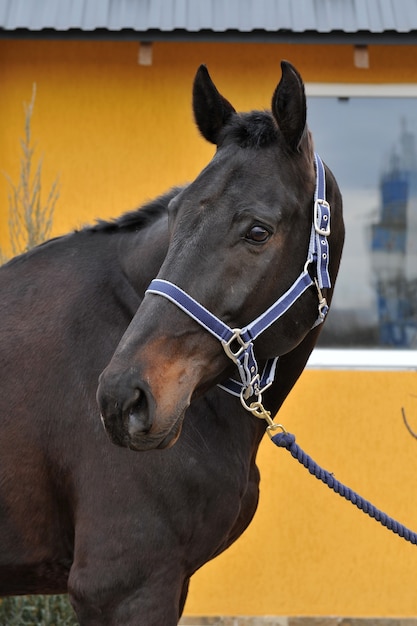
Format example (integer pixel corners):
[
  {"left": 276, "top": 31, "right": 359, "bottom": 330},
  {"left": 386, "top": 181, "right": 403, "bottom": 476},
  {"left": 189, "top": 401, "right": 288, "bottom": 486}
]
[{"left": 0, "top": 61, "right": 344, "bottom": 625}]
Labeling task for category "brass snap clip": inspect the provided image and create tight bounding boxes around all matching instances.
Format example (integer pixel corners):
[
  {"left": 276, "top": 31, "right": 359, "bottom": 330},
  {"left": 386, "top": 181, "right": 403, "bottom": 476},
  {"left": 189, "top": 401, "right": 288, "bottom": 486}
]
[{"left": 248, "top": 401, "right": 287, "bottom": 439}]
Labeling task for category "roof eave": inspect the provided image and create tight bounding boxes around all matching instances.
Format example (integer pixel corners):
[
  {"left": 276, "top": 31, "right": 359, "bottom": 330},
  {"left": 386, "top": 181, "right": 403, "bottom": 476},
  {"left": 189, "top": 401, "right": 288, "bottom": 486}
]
[{"left": 0, "top": 28, "right": 414, "bottom": 45}]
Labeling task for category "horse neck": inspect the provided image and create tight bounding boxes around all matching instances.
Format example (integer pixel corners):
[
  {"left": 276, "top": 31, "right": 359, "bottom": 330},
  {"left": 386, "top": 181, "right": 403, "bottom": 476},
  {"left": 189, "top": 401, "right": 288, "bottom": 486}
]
[
  {"left": 261, "top": 324, "right": 323, "bottom": 418},
  {"left": 119, "top": 214, "right": 169, "bottom": 296}
]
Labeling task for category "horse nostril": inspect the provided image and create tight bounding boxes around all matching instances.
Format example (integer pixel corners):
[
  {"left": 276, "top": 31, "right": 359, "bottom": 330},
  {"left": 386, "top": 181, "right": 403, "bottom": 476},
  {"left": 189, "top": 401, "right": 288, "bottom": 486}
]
[{"left": 125, "top": 389, "right": 152, "bottom": 437}]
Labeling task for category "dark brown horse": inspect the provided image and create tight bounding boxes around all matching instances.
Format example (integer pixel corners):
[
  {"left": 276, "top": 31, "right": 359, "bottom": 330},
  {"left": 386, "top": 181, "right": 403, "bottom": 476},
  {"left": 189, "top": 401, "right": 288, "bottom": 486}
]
[{"left": 0, "top": 62, "right": 344, "bottom": 625}]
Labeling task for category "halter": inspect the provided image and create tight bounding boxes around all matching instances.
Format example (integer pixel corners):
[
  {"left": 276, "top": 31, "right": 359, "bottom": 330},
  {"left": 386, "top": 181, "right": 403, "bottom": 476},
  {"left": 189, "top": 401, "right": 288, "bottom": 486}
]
[{"left": 146, "top": 153, "right": 330, "bottom": 416}]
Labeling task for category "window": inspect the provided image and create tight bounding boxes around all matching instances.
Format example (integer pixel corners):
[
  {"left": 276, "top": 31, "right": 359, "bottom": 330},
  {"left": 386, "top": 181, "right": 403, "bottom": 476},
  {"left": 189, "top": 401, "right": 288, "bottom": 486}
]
[{"left": 305, "top": 84, "right": 417, "bottom": 368}]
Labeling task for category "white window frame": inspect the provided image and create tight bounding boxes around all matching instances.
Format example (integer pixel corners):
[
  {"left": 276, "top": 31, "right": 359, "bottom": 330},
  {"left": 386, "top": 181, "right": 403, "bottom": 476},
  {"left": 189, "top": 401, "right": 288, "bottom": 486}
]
[{"left": 305, "top": 83, "right": 417, "bottom": 371}]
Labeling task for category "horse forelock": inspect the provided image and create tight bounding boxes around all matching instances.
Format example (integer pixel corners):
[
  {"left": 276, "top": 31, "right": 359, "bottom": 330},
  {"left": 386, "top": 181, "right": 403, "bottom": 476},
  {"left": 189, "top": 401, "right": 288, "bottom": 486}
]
[
  {"left": 219, "top": 110, "right": 278, "bottom": 149},
  {"left": 219, "top": 110, "right": 314, "bottom": 162}
]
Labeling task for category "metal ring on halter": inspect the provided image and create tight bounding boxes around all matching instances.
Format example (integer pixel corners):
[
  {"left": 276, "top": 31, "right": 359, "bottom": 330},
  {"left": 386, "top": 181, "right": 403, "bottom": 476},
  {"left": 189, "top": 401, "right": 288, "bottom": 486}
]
[
  {"left": 222, "top": 328, "right": 250, "bottom": 362},
  {"left": 240, "top": 387, "right": 262, "bottom": 413},
  {"left": 313, "top": 278, "right": 329, "bottom": 322}
]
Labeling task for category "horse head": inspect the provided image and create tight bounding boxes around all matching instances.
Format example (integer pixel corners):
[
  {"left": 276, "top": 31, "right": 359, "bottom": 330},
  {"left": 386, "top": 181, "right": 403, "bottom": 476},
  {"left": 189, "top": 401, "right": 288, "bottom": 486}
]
[{"left": 97, "top": 61, "right": 343, "bottom": 451}]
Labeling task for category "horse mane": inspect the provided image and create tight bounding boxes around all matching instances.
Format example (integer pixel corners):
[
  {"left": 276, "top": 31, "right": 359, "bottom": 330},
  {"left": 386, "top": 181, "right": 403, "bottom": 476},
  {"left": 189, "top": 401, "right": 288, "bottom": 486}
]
[
  {"left": 87, "top": 186, "right": 184, "bottom": 233},
  {"left": 0, "top": 187, "right": 183, "bottom": 269}
]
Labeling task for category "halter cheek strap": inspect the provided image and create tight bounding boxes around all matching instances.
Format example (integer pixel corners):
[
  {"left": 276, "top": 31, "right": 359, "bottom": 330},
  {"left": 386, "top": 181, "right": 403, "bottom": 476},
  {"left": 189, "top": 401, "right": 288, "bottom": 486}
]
[{"left": 146, "top": 153, "right": 331, "bottom": 405}]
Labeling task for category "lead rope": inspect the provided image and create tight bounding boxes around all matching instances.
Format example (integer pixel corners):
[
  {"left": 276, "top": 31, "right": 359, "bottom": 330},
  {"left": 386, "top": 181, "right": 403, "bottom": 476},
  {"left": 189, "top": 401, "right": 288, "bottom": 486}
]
[{"left": 264, "top": 425, "right": 417, "bottom": 546}]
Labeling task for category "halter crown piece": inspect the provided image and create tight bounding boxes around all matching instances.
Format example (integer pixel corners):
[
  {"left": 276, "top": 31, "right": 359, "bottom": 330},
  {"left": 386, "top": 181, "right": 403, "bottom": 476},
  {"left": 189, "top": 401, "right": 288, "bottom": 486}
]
[{"left": 146, "top": 153, "right": 330, "bottom": 414}]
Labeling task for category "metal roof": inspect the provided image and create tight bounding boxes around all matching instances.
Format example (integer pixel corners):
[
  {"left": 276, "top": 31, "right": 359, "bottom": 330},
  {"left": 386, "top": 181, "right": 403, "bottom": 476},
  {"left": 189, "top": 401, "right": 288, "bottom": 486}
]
[{"left": 1, "top": 0, "right": 417, "bottom": 42}]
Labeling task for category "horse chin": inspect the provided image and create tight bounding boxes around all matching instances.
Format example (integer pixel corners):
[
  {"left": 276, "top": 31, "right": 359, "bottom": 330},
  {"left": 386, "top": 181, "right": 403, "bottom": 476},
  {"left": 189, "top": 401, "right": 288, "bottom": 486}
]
[
  {"left": 156, "top": 427, "right": 182, "bottom": 449},
  {"left": 125, "top": 413, "right": 184, "bottom": 452}
]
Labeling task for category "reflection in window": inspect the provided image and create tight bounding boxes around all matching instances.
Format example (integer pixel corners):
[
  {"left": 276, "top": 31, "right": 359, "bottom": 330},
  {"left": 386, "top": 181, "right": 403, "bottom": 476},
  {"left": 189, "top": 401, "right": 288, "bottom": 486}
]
[{"left": 307, "top": 96, "right": 417, "bottom": 349}]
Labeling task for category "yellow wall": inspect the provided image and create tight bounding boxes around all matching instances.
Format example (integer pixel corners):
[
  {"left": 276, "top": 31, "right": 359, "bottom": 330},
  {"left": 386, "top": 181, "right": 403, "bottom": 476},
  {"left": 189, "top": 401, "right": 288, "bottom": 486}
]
[
  {"left": 2, "top": 40, "right": 417, "bottom": 252},
  {"left": 186, "top": 368, "right": 417, "bottom": 617},
  {"left": 1, "top": 40, "right": 417, "bottom": 617}
]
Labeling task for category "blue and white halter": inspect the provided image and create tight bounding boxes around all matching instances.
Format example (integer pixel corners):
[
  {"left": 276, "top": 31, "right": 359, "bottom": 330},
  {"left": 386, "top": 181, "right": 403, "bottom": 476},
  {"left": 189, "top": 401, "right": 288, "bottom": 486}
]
[{"left": 146, "top": 153, "right": 330, "bottom": 417}]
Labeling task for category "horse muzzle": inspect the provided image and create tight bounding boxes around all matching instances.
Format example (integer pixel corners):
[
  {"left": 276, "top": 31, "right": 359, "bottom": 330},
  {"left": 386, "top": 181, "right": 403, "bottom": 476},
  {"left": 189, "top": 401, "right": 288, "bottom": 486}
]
[{"left": 96, "top": 353, "right": 197, "bottom": 451}]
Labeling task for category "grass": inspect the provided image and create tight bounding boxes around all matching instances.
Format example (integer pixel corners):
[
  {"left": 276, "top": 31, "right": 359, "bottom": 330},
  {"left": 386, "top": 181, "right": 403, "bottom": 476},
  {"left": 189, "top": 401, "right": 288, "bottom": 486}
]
[
  {"left": 1, "top": 83, "right": 59, "bottom": 263},
  {"left": 0, "top": 595, "right": 78, "bottom": 625}
]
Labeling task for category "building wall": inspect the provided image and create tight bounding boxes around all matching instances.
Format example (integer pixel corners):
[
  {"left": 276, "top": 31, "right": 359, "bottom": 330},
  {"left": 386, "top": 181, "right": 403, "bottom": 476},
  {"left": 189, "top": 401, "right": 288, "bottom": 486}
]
[
  {"left": 185, "top": 368, "right": 417, "bottom": 617},
  {"left": 1, "top": 39, "right": 417, "bottom": 617},
  {"left": 2, "top": 40, "right": 417, "bottom": 252}
]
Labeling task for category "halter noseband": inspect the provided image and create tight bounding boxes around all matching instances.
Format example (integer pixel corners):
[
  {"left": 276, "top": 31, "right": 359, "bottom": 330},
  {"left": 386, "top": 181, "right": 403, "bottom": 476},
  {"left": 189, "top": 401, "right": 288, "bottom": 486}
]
[{"left": 146, "top": 153, "right": 330, "bottom": 412}]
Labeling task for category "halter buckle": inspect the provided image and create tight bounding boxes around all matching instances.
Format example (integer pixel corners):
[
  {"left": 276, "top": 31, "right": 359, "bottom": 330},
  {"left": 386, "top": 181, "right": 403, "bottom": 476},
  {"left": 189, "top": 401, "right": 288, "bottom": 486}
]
[{"left": 314, "top": 199, "right": 331, "bottom": 236}]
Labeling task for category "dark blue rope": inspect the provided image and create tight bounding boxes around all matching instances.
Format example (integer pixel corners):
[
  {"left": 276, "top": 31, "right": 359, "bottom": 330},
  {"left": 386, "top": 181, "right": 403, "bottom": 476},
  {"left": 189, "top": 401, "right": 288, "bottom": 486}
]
[{"left": 272, "top": 431, "right": 417, "bottom": 546}]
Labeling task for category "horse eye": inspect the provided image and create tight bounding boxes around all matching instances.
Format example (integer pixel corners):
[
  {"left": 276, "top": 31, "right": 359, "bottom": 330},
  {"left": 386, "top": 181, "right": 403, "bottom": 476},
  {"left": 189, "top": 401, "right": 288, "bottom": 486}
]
[{"left": 245, "top": 225, "right": 271, "bottom": 244}]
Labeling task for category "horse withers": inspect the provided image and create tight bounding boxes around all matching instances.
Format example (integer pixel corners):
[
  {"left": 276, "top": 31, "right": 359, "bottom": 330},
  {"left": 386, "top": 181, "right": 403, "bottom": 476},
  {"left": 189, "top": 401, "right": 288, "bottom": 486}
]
[{"left": 0, "top": 62, "right": 344, "bottom": 625}]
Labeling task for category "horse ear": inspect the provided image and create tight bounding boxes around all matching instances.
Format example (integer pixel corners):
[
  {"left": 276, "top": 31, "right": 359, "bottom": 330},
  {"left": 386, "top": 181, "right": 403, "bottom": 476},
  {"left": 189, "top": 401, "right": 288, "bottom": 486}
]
[
  {"left": 192, "top": 65, "right": 236, "bottom": 145},
  {"left": 272, "top": 61, "right": 307, "bottom": 152}
]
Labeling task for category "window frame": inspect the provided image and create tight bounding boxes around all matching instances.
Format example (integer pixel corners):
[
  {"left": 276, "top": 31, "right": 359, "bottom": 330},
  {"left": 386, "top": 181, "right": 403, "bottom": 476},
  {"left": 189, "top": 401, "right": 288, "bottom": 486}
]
[{"left": 305, "top": 82, "right": 417, "bottom": 371}]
